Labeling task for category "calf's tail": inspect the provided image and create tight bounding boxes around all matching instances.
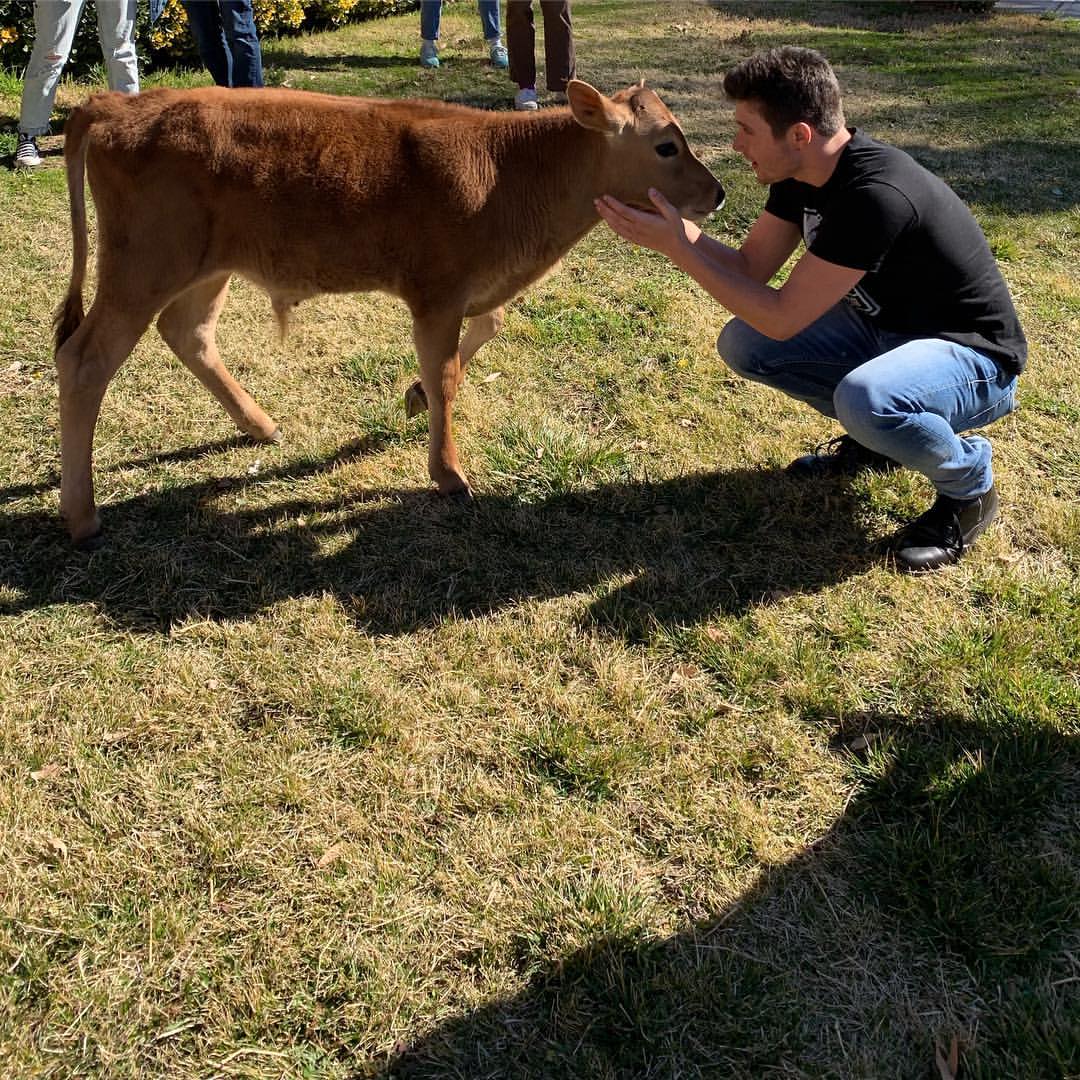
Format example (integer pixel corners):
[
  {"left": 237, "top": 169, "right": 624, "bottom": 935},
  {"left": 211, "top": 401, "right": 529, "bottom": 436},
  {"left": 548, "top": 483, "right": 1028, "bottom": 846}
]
[{"left": 53, "top": 107, "right": 93, "bottom": 351}]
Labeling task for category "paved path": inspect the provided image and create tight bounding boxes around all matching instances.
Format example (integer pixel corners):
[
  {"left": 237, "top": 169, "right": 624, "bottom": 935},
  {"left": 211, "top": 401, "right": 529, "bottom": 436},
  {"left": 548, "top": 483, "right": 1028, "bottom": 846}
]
[{"left": 996, "top": 0, "right": 1079, "bottom": 15}]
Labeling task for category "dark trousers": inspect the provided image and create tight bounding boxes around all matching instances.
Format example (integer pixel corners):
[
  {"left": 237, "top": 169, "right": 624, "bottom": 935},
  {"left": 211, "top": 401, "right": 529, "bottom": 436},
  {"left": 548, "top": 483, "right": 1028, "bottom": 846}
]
[
  {"left": 507, "top": 0, "right": 574, "bottom": 92},
  {"left": 181, "top": 0, "right": 264, "bottom": 88}
]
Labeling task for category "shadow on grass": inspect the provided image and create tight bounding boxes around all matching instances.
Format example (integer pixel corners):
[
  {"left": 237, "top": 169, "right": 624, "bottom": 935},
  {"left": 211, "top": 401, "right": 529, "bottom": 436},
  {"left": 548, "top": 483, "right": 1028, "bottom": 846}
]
[
  {"left": 890, "top": 140, "right": 1080, "bottom": 214},
  {"left": 261, "top": 50, "right": 420, "bottom": 70},
  {"left": 0, "top": 445, "right": 881, "bottom": 635},
  {"left": 375, "top": 713, "right": 1079, "bottom": 1078}
]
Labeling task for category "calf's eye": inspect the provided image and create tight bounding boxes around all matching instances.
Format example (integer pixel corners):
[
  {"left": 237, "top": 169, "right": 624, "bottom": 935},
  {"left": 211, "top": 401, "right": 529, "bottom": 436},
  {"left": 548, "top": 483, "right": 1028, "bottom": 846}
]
[{"left": 655, "top": 142, "right": 679, "bottom": 158}]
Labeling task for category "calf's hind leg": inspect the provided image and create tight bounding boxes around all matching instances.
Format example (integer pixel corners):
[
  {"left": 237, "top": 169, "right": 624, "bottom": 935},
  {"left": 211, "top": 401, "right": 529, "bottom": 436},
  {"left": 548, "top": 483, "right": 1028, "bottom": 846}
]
[
  {"left": 56, "top": 301, "right": 154, "bottom": 544},
  {"left": 406, "top": 306, "right": 505, "bottom": 418},
  {"left": 156, "top": 274, "right": 282, "bottom": 444}
]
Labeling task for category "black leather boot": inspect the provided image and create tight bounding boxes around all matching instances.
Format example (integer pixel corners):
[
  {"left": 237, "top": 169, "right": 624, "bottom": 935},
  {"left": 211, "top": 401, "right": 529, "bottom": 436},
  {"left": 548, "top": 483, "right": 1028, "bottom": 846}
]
[
  {"left": 893, "top": 486, "right": 999, "bottom": 572},
  {"left": 788, "top": 435, "right": 898, "bottom": 479}
]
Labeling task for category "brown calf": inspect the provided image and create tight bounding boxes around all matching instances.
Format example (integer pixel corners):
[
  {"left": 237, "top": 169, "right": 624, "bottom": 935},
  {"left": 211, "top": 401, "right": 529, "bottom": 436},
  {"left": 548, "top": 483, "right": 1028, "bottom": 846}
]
[{"left": 54, "top": 81, "right": 724, "bottom": 544}]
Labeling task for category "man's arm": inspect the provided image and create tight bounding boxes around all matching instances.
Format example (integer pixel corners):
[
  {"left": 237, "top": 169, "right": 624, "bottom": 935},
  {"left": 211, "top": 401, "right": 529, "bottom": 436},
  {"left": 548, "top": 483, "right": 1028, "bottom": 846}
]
[
  {"left": 691, "top": 211, "right": 803, "bottom": 284},
  {"left": 596, "top": 189, "right": 865, "bottom": 340}
]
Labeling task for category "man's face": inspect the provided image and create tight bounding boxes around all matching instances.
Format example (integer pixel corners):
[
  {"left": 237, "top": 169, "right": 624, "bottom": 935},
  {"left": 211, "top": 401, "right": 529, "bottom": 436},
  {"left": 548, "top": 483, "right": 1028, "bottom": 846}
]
[{"left": 732, "top": 100, "right": 799, "bottom": 185}]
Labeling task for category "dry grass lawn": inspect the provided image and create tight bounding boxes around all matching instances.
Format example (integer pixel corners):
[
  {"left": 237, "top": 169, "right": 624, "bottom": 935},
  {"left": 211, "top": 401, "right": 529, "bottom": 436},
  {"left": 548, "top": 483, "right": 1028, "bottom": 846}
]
[{"left": 0, "top": 2, "right": 1077, "bottom": 1077}]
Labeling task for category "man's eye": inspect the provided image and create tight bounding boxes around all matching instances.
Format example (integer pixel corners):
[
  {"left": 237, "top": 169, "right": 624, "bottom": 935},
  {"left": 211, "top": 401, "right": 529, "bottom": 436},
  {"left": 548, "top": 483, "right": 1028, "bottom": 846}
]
[{"left": 655, "top": 142, "right": 679, "bottom": 158}]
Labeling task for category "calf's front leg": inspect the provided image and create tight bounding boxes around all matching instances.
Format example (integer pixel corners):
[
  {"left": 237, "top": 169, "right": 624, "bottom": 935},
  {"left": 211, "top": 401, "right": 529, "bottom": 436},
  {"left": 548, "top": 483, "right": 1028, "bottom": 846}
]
[
  {"left": 411, "top": 309, "right": 471, "bottom": 498},
  {"left": 405, "top": 307, "right": 505, "bottom": 419}
]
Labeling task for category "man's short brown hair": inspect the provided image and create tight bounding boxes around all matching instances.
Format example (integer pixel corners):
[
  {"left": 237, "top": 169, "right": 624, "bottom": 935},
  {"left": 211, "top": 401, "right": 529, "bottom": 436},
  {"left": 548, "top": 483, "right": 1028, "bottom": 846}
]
[{"left": 723, "top": 46, "right": 845, "bottom": 137}]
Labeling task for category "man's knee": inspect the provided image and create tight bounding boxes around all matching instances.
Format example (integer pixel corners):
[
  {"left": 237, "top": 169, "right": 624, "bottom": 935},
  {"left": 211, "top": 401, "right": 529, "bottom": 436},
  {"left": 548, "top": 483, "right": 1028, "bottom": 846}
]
[
  {"left": 834, "top": 368, "right": 900, "bottom": 434},
  {"left": 716, "top": 317, "right": 770, "bottom": 379}
]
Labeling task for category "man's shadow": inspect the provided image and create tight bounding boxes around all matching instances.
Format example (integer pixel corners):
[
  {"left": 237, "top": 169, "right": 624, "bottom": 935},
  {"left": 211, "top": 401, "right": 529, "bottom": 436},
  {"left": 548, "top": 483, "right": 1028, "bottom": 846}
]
[
  {"left": 0, "top": 438, "right": 884, "bottom": 636},
  {"left": 376, "top": 712, "right": 1079, "bottom": 1078}
]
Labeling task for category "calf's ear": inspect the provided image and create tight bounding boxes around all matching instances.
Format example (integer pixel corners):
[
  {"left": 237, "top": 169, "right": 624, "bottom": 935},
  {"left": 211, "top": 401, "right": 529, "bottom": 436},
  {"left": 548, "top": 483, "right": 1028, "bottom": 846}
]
[{"left": 567, "top": 79, "right": 630, "bottom": 134}]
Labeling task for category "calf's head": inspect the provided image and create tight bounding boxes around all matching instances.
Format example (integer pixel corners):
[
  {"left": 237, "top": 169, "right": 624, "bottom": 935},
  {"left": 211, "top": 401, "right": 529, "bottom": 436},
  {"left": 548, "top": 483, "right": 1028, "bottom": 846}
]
[{"left": 568, "top": 80, "right": 725, "bottom": 222}]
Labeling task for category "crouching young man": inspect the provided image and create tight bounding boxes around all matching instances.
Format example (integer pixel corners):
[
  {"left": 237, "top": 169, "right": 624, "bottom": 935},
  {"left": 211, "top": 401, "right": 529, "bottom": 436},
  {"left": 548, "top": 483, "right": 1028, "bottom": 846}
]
[{"left": 595, "top": 47, "right": 1025, "bottom": 572}]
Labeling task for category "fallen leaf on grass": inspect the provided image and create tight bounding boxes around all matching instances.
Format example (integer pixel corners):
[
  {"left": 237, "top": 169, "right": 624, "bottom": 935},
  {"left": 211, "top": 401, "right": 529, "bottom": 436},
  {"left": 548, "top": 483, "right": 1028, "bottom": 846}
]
[
  {"left": 30, "top": 763, "right": 62, "bottom": 782},
  {"left": 317, "top": 843, "right": 346, "bottom": 868},
  {"left": 482, "top": 371, "right": 502, "bottom": 383},
  {"left": 669, "top": 663, "right": 703, "bottom": 686},
  {"left": 45, "top": 836, "right": 68, "bottom": 860}
]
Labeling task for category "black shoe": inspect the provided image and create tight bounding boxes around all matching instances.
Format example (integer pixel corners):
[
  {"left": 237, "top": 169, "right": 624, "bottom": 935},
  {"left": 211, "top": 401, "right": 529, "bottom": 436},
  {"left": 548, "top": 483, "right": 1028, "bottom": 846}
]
[
  {"left": 892, "top": 485, "right": 999, "bottom": 572},
  {"left": 787, "top": 435, "right": 897, "bottom": 479}
]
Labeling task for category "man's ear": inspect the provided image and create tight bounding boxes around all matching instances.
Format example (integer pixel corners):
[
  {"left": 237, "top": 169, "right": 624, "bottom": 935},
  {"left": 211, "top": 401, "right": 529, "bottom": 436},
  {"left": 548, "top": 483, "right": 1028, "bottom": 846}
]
[
  {"left": 567, "top": 80, "right": 630, "bottom": 134},
  {"left": 790, "top": 121, "right": 815, "bottom": 149}
]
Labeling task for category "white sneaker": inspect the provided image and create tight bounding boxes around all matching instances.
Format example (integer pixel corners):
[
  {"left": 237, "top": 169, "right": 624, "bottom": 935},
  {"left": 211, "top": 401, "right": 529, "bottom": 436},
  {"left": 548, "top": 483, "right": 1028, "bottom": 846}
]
[
  {"left": 15, "top": 134, "right": 41, "bottom": 170},
  {"left": 514, "top": 87, "right": 538, "bottom": 111}
]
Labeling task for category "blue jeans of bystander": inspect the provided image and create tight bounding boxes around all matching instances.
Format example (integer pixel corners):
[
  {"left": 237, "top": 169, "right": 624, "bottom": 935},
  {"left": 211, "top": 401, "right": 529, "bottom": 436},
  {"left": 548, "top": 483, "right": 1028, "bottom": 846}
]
[
  {"left": 182, "top": 0, "right": 263, "bottom": 88},
  {"left": 420, "top": 1, "right": 502, "bottom": 42}
]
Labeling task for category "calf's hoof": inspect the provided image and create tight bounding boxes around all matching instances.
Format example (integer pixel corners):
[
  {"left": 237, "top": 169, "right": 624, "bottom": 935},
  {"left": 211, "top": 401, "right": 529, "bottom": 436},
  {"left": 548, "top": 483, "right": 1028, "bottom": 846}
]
[
  {"left": 435, "top": 479, "right": 474, "bottom": 504},
  {"left": 65, "top": 512, "right": 103, "bottom": 551},
  {"left": 75, "top": 530, "right": 106, "bottom": 553},
  {"left": 404, "top": 382, "right": 428, "bottom": 418},
  {"left": 246, "top": 425, "right": 283, "bottom": 445}
]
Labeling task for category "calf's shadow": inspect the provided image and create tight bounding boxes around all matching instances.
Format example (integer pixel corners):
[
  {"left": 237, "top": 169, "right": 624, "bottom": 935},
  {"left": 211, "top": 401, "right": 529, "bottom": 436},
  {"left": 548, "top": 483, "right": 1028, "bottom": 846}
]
[{"left": 0, "top": 441, "right": 882, "bottom": 637}]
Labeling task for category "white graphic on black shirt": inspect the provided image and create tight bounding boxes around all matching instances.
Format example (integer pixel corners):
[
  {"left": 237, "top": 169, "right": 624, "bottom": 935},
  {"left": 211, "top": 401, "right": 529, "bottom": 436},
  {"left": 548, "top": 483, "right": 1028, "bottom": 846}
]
[{"left": 844, "top": 285, "right": 882, "bottom": 317}]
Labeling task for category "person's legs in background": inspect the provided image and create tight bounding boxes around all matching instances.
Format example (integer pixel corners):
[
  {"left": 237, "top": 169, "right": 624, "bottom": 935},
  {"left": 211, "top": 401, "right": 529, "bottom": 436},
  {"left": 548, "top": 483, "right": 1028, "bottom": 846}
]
[
  {"left": 478, "top": 0, "right": 507, "bottom": 68},
  {"left": 94, "top": 0, "right": 140, "bottom": 94},
  {"left": 218, "top": 0, "right": 263, "bottom": 87},
  {"left": 419, "top": 0, "right": 442, "bottom": 68},
  {"left": 181, "top": 0, "right": 232, "bottom": 86},
  {"left": 507, "top": 1, "right": 538, "bottom": 109},
  {"left": 17, "top": 0, "right": 87, "bottom": 166},
  {"left": 538, "top": 0, "right": 573, "bottom": 94}
]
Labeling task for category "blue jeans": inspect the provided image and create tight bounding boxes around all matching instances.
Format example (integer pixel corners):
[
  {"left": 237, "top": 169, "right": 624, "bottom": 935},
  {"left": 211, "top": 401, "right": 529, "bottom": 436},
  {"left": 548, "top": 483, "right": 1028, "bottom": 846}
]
[
  {"left": 420, "top": 0, "right": 501, "bottom": 41},
  {"left": 181, "top": 0, "right": 263, "bottom": 88},
  {"left": 717, "top": 303, "right": 1017, "bottom": 500}
]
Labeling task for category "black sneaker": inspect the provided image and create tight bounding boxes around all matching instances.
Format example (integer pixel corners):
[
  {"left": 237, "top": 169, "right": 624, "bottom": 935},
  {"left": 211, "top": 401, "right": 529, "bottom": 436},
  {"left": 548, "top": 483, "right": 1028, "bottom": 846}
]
[
  {"left": 893, "top": 485, "right": 999, "bottom": 573},
  {"left": 787, "top": 435, "right": 897, "bottom": 479},
  {"left": 14, "top": 133, "right": 41, "bottom": 170}
]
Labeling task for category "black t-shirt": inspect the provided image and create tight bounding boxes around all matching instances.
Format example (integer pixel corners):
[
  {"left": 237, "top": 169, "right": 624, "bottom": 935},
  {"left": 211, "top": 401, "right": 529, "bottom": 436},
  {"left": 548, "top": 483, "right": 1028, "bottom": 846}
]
[{"left": 765, "top": 129, "right": 1027, "bottom": 374}]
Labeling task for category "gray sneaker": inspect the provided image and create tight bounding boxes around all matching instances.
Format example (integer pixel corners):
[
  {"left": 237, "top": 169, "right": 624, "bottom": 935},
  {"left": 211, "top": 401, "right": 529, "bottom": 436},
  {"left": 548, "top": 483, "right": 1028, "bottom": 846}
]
[{"left": 15, "top": 133, "right": 41, "bottom": 170}]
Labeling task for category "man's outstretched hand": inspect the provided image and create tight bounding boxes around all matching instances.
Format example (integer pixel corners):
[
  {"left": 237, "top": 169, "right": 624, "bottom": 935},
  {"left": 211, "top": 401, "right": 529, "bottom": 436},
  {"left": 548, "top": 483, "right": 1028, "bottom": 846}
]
[{"left": 594, "top": 187, "right": 701, "bottom": 259}]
